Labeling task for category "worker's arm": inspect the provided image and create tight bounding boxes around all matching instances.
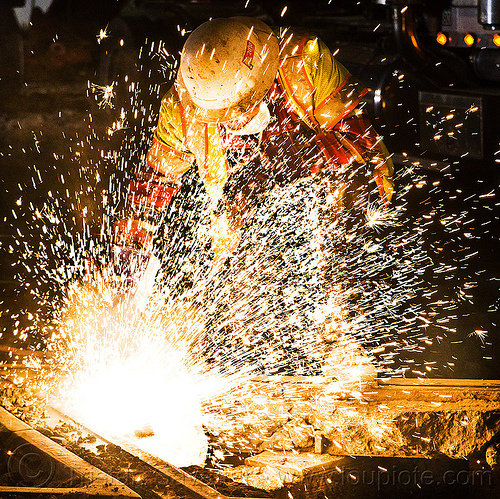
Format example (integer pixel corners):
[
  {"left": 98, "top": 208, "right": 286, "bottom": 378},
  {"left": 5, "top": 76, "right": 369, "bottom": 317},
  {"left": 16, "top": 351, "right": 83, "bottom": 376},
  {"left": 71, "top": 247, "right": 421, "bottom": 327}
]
[
  {"left": 302, "top": 37, "right": 395, "bottom": 204},
  {"left": 115, "top": 88, "right": 194, "bottom": 247},
  {"left": 113, "top": 87, "right": 194, "bottom": 286}
]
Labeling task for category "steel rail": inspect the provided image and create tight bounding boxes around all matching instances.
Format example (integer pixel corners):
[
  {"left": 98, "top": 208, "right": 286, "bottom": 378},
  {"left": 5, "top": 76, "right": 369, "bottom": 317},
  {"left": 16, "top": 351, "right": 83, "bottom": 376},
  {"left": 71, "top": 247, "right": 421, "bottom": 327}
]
[
  {"left": 0, "top": 404, "right": 140, "bottom": 498},
  {"left": 0, "top": 372, "right": 269, "bottom": 499}
]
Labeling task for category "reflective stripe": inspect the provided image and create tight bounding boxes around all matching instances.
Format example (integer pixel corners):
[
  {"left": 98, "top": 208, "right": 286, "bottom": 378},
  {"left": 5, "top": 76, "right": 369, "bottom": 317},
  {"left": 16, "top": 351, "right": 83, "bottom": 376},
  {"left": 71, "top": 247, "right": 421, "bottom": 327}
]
[
  {"left": 314, "top": 132, "right": 351, "bottom": 170},
  {"left": 150, "top": 137, "right": 192, "bottom": 162},
  {"left": 278, "top": 65, "right": 318, "bottom": 127},
  {"left": 177, "top": 88, "right": 188, "bottom": 142},
  {"left": 128, "top": 181, "right": 179, "bottom": 210}
]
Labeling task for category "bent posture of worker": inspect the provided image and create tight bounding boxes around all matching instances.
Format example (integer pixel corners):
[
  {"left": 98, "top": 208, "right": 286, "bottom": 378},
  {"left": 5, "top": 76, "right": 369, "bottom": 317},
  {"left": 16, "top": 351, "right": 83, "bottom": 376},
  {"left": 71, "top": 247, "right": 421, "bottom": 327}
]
[{"left": 114, "top": 16, "right": 394, "bottom": 273}]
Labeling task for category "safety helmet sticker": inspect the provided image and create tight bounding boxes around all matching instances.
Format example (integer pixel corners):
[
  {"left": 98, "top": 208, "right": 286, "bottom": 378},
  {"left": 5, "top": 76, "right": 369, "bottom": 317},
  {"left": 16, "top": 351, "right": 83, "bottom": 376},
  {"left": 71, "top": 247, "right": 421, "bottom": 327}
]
[{"left": 242, "top": 40, "right": 255, "bottom": 69}]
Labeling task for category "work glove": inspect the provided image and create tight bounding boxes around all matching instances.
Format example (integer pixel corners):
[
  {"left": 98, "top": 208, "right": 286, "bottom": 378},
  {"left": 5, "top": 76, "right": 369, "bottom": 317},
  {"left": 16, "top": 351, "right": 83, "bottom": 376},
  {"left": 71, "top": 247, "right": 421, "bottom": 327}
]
[
  {"left": 209, "top": 211, "right": 242, "bottom": 271},
  {"left": 206, "top": 153, "right": 274, "bottom": 271},
  {"left": 111, "top": 219, "right": 161, "bottom": 307},
  {"left": 111, "top": 245, "right": 152, "bottom": 288}
]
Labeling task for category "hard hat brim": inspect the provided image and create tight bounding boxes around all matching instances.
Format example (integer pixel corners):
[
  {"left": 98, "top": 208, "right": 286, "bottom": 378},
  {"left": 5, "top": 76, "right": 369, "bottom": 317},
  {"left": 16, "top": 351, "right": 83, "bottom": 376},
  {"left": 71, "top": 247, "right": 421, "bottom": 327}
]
[{"left": 176, "top": 71, "right": 269, "bottom": 123}]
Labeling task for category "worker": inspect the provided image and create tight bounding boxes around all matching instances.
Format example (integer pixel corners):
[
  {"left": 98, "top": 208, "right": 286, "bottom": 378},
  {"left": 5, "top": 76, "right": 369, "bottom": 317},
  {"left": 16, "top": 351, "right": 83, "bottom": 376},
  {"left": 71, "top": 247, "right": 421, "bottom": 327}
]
[{"left": 113, "top": 16, "right": 394, "bottom": 294}]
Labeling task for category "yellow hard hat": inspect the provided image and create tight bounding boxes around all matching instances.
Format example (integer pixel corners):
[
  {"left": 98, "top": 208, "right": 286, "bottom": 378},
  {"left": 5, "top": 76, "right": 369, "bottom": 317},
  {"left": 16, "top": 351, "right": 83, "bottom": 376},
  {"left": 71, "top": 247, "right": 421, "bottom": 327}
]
[{"left": 177, "top": 17, "right": 279, "bottom": 122}]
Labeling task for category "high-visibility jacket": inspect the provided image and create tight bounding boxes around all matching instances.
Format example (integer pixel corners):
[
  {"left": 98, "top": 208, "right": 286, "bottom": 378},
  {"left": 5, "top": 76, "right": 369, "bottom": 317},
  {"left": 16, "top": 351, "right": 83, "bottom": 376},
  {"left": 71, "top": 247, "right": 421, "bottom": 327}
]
[{"left": 117, "top": 28, "right": 394, "bottom": 253}]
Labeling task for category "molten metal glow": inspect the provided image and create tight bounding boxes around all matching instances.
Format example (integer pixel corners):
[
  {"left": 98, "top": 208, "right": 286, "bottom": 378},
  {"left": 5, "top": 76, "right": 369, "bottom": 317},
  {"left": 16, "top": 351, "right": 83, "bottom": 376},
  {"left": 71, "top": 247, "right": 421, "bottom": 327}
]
[{"left": 51, "top": 280, "right": 245, "bottom": 466}]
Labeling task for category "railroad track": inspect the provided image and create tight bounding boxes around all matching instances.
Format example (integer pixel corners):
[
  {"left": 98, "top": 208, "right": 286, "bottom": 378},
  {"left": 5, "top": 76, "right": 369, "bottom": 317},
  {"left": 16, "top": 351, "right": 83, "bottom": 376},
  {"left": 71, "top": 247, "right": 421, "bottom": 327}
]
[
  {"left": 0, "top": 369, "right": 270, "bottom": 499},
  {"left": 2, "top": 366, "right": 500, "bottom": 498}
]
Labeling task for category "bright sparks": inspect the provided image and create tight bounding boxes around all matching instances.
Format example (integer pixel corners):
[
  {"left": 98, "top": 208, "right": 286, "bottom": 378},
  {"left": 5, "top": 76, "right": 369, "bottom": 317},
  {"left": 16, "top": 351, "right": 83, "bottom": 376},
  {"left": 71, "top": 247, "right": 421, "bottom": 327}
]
[
  {"left": 97, "top": 26, "right": 109, "bottom": 44},
  {"left": 365, "top": 203, "right": 400, "bottom": 231},
  {"left": 90, "top": 83, "right": 116, "bottom": 108},
  {"left": 50, "top": 278, "right": 250, "bottom": 467}
]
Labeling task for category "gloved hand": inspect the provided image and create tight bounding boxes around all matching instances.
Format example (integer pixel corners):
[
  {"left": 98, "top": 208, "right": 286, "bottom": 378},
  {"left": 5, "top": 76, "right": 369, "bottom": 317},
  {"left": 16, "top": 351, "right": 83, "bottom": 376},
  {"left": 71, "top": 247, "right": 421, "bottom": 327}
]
[
  {"left": 111, "top": 245, "right": 152, "bottom": 288},
  {"left": 112, "top": 218, "right": 161, "bottom": 307},
  {"left": 112, "top": 218, "right": 154, "bottom": 287},
  {"left": 111, "top": 245, "right": 162, "bottom": 309}
]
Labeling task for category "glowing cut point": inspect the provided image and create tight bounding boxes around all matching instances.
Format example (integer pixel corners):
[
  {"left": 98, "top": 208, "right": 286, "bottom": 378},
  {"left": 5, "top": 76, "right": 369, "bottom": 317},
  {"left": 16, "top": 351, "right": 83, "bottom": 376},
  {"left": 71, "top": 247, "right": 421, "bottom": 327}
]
[{"left": 50, "top": 282, "right": 232, "bottom": 468}]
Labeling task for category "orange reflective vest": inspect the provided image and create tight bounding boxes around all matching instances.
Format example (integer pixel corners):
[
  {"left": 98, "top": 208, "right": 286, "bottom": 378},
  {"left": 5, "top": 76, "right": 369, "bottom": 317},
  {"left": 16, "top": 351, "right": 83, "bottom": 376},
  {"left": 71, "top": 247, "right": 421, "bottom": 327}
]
[{"left": 120, "top": 28, "right": 394, "bottom": 248}]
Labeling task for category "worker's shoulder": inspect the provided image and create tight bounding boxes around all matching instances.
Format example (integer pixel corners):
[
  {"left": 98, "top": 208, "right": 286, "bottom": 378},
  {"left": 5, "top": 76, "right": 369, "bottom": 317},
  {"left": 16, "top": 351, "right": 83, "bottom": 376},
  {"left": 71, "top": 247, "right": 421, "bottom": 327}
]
[
  {"left": 156, "top": 84, "right": 185, "bottom": 129},
  {"left": 158, "top": 84, "right": 187, "bottom": 119},
  {"left": 274, "top": 26, "right": 321, "bottom": 57},
  {"left": 159, "top": 84, "right": 180, "bottom": 106}
]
